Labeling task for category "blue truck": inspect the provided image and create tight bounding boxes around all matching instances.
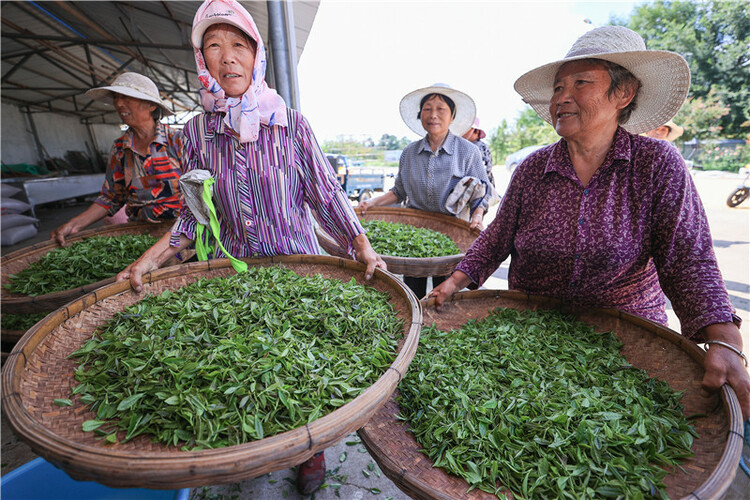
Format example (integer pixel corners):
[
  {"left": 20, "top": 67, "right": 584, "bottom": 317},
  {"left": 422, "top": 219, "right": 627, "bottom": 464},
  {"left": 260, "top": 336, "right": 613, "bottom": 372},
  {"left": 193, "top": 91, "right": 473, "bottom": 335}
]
[{"left": 326, "top": 154, "right": 389, "bottom": 202}]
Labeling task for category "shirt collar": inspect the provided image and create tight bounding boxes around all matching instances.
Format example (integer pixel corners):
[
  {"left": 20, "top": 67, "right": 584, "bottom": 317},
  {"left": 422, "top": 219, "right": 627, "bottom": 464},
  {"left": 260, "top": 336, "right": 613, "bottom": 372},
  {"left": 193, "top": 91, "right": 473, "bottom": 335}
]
[
  {"left": 419, "top": 131, "right": 457, "bottom": 155},
  {"left": 124, "top": 122, "right": 169, "bottom": 150},
  {"left": 544, "top": 126, "right": 633, "bottom": 177}
]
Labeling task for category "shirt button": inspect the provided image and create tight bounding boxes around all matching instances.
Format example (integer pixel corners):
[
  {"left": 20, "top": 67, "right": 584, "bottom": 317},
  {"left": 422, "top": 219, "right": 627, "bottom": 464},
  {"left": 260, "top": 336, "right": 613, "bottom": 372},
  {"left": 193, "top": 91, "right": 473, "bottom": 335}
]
[
  {"left": 584, "top": 189, "right": 590, "bottom": 195},
  {"left": 578, "top": 218, "right": 585, "bottom": 225},
  {"left": 575, "top": 254, "right": 581, "bottom": 260},
  {"left": 245, "top": 220, "right": 252, "bottom": 227}
]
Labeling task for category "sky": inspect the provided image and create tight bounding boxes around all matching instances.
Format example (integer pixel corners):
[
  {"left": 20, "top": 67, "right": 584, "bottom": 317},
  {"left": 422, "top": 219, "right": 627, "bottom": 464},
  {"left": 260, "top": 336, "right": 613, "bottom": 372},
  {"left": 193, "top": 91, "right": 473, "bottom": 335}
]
[{"left": 296, "top": 0, "right": 642, "bottom": 142}]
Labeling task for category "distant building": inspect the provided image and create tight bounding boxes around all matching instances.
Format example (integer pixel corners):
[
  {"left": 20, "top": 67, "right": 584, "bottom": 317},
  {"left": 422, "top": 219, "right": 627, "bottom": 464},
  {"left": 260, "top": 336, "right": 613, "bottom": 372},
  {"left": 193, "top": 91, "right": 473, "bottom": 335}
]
[{"left": 384, "top": 150, "right": 403, "bottom": 162}]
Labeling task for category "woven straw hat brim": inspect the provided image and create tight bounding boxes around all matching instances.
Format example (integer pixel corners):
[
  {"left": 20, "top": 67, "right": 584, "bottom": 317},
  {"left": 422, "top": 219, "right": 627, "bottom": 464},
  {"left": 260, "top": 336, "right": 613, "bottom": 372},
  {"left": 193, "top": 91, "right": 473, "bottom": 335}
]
[
  {"left": 400, "top": 85, "right": 477, "bottom": 137},
  {"left": 86, "top": 86, "right": 174, "bottom": 117},
  {"left": 514, "top": 49, "right": 690, "bottom": 135}
]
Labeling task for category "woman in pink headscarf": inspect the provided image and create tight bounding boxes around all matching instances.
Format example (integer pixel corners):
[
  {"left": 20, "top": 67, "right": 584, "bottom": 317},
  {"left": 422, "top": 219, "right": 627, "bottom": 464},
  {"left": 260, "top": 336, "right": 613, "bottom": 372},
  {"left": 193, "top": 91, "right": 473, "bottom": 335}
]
[{"left": 118, "top": 1, "right": 385, "bottom": 492}]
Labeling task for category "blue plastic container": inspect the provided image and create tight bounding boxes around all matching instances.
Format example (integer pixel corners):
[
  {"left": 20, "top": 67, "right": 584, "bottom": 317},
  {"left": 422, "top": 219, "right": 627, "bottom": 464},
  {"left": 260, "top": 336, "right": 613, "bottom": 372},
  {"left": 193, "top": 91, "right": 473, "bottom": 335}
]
[{"left": 0, "top": 458, "right": 190, "bottom": 500}]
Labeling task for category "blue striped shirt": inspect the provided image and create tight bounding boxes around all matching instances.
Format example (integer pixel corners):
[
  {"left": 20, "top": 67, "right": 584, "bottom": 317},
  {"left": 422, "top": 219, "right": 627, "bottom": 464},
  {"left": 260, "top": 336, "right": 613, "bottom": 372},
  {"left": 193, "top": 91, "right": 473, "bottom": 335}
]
[
  {"left": 171, "top": 109, "right": 363, "bottom": 258},
  {"left": 392, "top": 132, "right": 492, "bottom": 215}
]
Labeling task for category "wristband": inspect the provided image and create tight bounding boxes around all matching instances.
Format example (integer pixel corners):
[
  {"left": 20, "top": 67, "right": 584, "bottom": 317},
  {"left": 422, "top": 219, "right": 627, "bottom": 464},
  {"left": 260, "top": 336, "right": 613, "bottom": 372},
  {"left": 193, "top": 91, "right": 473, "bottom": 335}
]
[{"left": 705, "top": 340, "right": 748, "bottom": 367}]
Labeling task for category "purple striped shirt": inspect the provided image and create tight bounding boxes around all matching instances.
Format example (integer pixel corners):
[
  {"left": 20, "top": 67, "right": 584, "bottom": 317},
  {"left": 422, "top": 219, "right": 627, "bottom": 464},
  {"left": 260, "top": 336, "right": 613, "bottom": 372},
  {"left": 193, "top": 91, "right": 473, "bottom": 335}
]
[
  {"left": 171, "top": 109, "right": 363, "bottom": 258},
  {"left": 457, "top": 127, "right": 735, "bottom": 339}
]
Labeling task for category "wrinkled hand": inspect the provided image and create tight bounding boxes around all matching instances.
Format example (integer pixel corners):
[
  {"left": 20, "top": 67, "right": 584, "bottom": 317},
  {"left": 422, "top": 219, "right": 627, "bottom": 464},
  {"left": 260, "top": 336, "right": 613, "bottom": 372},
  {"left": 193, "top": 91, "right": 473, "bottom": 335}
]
[
  {"left": 50, "top": 222, "right": 77, "bottom": 246},
  {"left": 115, "top": 255, "right": 159, "bottom": 293},
  {"left": 702, "top": 343, "right": 750, "bottom": 419},
  {"left": 355, "top": 245, "right": 386, "bottom": 281},
  {"left": 358, "top": 199, "right": 372, "bottom": 214},
  {"left": 469, "top": 215, "right": 484, "bottom": 231},
  {"left": 427, "top": 276, "right": 462, "bottom": 311}
]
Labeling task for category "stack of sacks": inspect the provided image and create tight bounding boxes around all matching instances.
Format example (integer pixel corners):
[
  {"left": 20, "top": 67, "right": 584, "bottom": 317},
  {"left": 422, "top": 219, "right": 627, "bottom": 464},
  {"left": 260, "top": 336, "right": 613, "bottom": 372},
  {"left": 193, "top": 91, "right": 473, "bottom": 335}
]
[{"left": 1, "top": 184, "right": 38, "bottom": 246}]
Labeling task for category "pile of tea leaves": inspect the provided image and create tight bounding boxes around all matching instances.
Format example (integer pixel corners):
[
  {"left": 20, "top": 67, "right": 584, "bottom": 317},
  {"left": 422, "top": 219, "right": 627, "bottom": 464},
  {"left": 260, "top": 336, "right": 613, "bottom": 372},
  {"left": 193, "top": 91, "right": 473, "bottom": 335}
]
[
  {"left": 68, "top": 266, "right": 403, "bottom": 450},
  {"left": 361, "top": 219, "right": 460, "bottom": 258},
  {"left": 1, "top": 312, "right": 47, "bottom": 331},
  {"left": 398, "top": 308, "right": 696, "bottom": 499},
  {"left": 5, "top": 234, "right": 157, "bottom": 296}
]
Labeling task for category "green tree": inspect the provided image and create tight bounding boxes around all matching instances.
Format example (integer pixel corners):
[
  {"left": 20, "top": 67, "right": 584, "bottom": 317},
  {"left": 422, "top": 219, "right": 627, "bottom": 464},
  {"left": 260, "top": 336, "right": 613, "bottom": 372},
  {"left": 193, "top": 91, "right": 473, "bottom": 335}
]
[
  {"left": 377, "top": 134, "right": 410, "bottom": 150},
  {"left": 489, "top": 107, "right": 558, "bottom": 163},
  {"left": 673, "top": 88, "right": 731, "bottom": 141},
  {"left": 616, "top": 0, "right": 750, "bottom": 138}
]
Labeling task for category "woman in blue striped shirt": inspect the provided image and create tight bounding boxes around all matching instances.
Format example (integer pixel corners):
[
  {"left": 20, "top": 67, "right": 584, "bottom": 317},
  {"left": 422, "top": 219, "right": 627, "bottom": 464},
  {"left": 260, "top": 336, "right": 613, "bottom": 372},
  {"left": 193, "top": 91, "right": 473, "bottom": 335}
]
[{"left": 359, "top": 83, "right": 493, "bottom": 297}]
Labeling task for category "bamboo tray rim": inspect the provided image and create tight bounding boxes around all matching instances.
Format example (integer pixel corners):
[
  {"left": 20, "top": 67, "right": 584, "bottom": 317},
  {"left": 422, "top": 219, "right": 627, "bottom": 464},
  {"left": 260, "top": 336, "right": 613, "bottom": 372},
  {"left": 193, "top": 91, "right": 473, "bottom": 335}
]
[
  {"left": 1, "top": 221, "right": 171, "bottom": 265},
  {"left": 1, "top": 255, "right": 422, "bottom": 488},
  {"left": 316, "top": 207, "right": 480, "bottom": 277},
  {"left": 359, "top": 289, "right": 743, "bottom": 500}
]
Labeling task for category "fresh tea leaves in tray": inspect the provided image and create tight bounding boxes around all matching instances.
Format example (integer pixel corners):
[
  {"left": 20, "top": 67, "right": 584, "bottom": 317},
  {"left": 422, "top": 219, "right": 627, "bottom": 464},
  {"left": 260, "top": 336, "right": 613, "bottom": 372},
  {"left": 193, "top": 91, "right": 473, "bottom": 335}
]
[
  {"left": 398, "top": 308, "right": 696, "bottom": 500},
  {"left": 361, "top": 219, "right": 460, "bottom": 258},
  {"left": 1, "top": 312, "right": 47, "bottom": 331},
  {"left": 6, "top": 234, "right": 158, "bottom": 296},
  {"left": 69, "top": 266, "right": 403, "bottom": 450}
]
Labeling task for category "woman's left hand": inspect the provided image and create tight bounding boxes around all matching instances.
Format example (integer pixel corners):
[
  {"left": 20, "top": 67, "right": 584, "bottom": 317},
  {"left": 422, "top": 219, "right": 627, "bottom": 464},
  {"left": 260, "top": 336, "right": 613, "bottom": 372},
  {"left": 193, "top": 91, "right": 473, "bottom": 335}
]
[
  {"left": 701, "top": 323, "right": 750, "bottom": 419},
  {"left": 352, "top": 234, "right": 387, "bottom": 280},
  {"left": 469, "top": 212, "right": 484, "bottom": 231}
]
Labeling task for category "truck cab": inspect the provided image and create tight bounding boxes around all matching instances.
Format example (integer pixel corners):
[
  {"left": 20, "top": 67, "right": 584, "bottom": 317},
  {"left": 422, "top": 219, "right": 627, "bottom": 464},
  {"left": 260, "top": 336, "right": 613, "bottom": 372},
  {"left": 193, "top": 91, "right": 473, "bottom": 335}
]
[{"left": 326, "top": 154, "right": 385, "bottom": 203}]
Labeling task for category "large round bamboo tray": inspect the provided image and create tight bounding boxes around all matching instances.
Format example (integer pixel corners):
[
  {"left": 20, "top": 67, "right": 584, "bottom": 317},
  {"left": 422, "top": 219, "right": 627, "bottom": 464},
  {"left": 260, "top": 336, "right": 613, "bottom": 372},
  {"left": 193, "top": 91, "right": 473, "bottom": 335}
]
[
  {"left": 1, "top": 255, "right": 422, "bottom": 489},
  {"left": 316, "top": 207, "right": 480, "bottom": 277},
  {"left": 1, "top": 222, "right": 178, "bottom": 314},
  {"left": 359, "top": 290, "right": 744, "bottom": 500}
]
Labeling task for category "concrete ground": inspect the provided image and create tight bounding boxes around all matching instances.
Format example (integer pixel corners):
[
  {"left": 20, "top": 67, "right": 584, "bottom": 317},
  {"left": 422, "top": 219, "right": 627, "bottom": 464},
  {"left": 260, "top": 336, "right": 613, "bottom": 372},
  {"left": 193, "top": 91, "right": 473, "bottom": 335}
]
[{"left": 1, "top": 165, "right": 748, "bottom": 499}]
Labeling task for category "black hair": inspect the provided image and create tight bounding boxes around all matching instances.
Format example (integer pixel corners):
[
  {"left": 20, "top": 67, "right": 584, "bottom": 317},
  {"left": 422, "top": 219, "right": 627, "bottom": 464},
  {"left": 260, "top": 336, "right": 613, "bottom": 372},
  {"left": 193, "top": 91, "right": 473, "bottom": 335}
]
[
  {"left": 416, "top": 93, "right": 456, "bottom": 120},
  {"left": 151, "top": 106, "right": 163, "bottom": 121}
]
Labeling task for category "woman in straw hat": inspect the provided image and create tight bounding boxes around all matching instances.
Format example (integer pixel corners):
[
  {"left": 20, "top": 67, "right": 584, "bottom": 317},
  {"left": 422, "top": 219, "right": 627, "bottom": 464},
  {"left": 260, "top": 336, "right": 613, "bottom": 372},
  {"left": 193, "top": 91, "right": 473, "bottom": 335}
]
[
  {"left": 430, "top": 25, "right": 749, "bottom": 418},
  {"left": 117, "top": 1, "right": 384, "bottom": 492},
  {"left": 646, "top": 119, "right": 684, "bottom": 142},
  {"left": 463, "top": 117, "right": 495, "bottom": 186},
  {"left": 51, "top": 72, "right": 183, "bottom": 245},
  {"left": 360, "top": 83, "right": 493, "bottom": 298}
]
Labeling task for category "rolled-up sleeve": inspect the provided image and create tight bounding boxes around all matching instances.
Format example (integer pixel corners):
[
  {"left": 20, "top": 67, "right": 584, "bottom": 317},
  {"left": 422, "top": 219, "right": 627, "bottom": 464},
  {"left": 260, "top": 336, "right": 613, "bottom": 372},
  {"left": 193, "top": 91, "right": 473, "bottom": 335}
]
[
  {"left": 649, "top": 147, "right": 735, "bottom": 339},
  {"left": 294, "top": 115, "right": 363, "bottom": 257}
]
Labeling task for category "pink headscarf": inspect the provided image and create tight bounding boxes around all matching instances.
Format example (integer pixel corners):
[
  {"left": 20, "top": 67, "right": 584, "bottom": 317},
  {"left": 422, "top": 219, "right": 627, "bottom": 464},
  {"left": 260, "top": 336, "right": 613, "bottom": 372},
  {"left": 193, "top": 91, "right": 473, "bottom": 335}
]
[{"left": 192, "top": 0, "right": 288, "bottom": 143}]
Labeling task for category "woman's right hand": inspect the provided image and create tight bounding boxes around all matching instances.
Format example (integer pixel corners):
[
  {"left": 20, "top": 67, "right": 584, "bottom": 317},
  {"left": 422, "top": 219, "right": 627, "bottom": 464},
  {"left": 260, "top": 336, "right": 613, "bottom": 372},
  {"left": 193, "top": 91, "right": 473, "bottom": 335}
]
[
  {"left": 50, "top": 222, "right": 76, "bottom": 246},
  {"left": 358, "top": 199, "right": 372, "bottom": 214},
  {"left": 116, "top": 254, "right": 159, "bottom": 293},
  {"left": 115, "top": 231, "right": 187, "bottom": 293},
  {"left": 427, "top": 271, "right": 472, "bottom": 311}
]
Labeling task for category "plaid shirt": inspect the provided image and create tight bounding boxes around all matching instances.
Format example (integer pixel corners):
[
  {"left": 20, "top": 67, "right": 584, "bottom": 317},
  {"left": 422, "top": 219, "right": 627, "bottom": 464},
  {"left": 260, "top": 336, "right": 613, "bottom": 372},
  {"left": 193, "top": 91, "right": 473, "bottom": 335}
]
[
  {"left": 392, "top": 132, "right": 491, "bottom": 215},
  {"left": 95, "top": 123, "right": 183, "bottom": 222}
]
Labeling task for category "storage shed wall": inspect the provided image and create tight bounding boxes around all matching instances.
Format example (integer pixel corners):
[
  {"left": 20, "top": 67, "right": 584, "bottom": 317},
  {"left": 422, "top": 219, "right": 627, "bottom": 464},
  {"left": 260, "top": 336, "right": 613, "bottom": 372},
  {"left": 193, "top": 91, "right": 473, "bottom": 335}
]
[{"left": 2, "top": 103, "right": 123, "bottom": 167}]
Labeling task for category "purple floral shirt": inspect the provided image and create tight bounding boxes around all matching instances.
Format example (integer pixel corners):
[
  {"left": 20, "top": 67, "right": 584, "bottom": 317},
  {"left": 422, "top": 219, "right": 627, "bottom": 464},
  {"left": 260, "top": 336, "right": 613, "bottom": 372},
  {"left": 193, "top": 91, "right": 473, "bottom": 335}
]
[{"left": 457, "top": 127, "right": 735, "bottom": 339}]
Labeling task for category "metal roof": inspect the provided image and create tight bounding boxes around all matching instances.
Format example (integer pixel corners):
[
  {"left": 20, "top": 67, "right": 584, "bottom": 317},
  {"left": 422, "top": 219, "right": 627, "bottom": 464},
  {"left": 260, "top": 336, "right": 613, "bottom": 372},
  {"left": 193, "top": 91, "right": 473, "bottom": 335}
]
[{"left": 0, "top": 0, "right": 319, "bottom": 124}]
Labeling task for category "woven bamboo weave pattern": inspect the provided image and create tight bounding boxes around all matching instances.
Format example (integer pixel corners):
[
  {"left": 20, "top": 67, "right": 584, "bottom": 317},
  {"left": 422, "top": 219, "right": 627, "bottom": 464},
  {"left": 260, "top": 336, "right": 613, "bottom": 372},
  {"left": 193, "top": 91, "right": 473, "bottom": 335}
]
[
  {"left": 1, "top": 255, "right": 422, "bottom": 489},
  {"left": 359, "top": 290, "right": 743, "bottom": 500}
]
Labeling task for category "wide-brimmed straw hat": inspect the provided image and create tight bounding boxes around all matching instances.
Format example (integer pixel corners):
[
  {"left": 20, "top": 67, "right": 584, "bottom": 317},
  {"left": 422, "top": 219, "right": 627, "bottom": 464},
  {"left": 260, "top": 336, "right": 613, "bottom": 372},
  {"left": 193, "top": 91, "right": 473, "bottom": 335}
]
[
  {"left": 513, "top": 25, "right": 690, "bottom": 135},
  {"left": 469, "top": 118, "right": 486, "bottom": 140},
  {"left": 86, "top": 72, "right": 173, "bottom": 116},
  {"left": 400, "top": 83, "right": 476, "bottom": 137},
  {"left": 661, "top": 120, "right": 684, "bottom": 142}
]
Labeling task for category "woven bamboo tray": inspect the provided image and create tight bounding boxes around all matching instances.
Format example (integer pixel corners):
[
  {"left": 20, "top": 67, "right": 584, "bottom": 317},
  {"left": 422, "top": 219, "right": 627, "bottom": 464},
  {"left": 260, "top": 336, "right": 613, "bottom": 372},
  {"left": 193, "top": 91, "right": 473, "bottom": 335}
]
[
  {"left": 1, "top": 222, "right": 178, "bottom": 314},
  {"left": 359, "top": 290, "right": 744, "bottom": 500},
  {"left": 1, "top": 255, "right": 422, "bottom": 489},
  {"left": 316, "top": 207, "right": 480, "bottom": 278}
]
